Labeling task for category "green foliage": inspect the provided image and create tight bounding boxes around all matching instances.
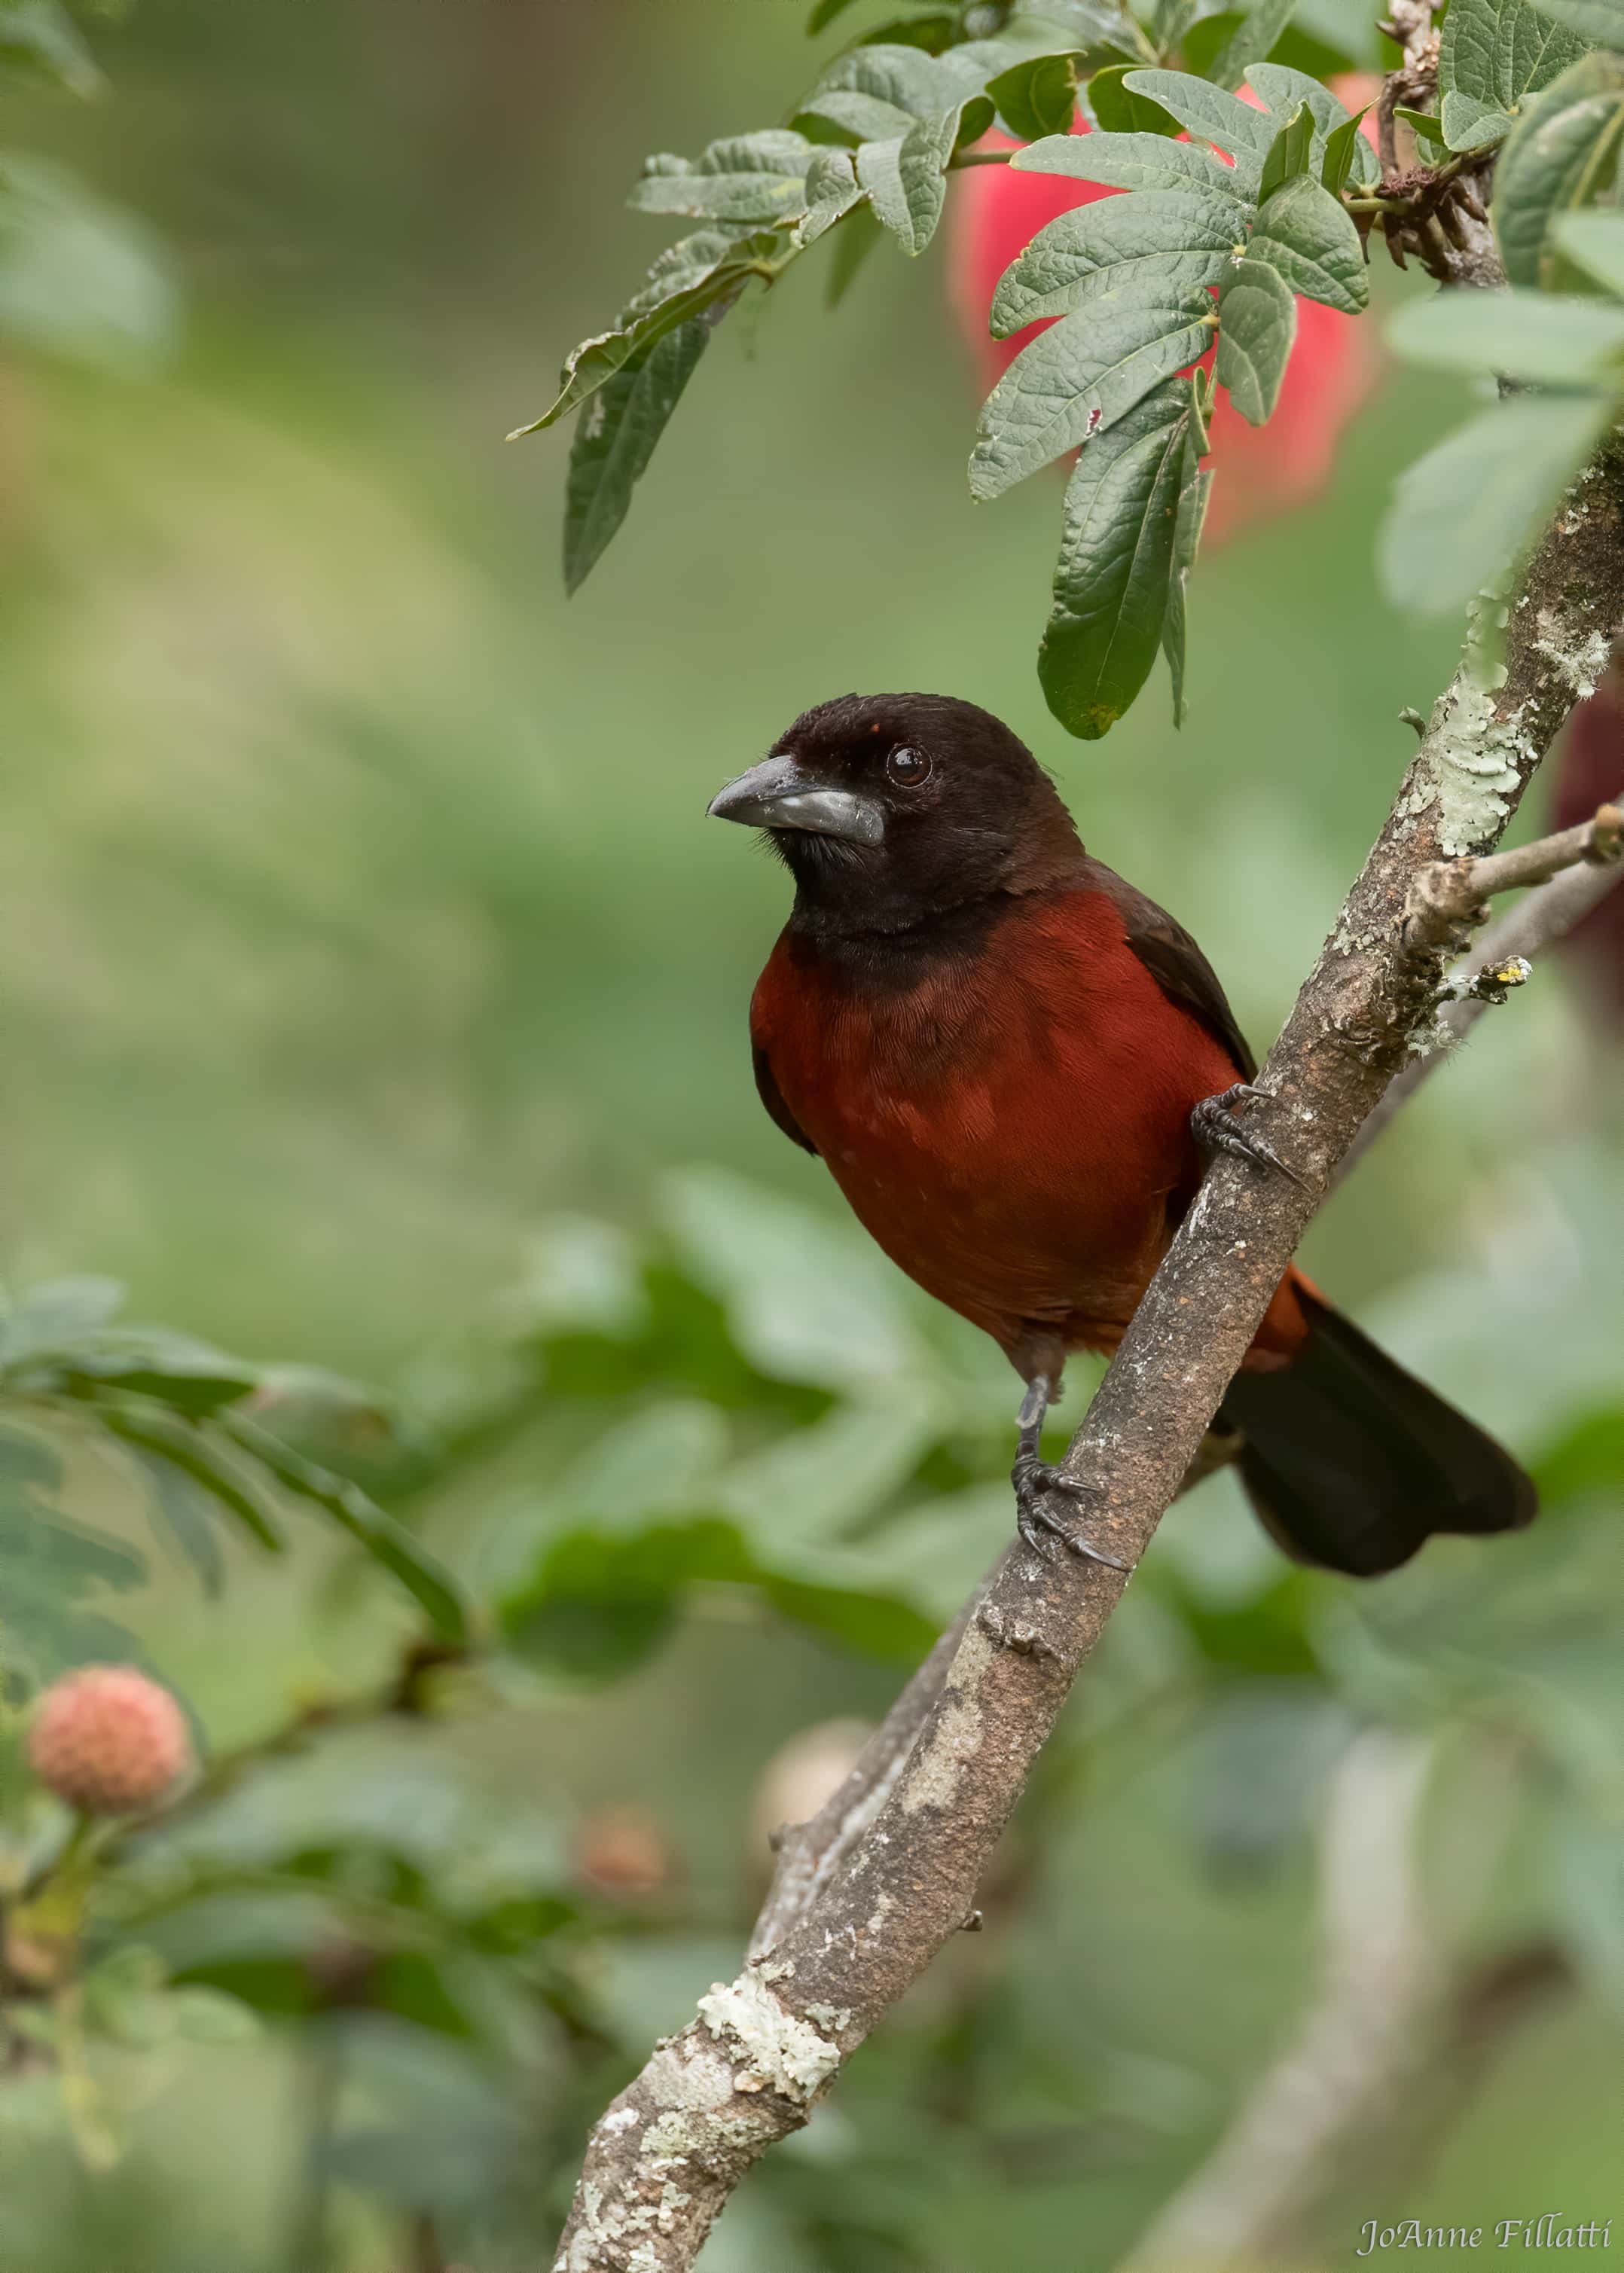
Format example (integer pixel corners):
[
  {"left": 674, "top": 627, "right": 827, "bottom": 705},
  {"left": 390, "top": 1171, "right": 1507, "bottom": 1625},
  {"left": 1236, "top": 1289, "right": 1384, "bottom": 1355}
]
[
  {"left": 1437, "top": 0, "right": 1590, "bottom": 151},
  {"left": 518, "top": 14, "right": 1388, "bottom": 741},
  {"left": 981, "top": 26, "right": 1381, "bottom": 699},
  {"left": 1192, "top": 0, "right": 1302, "bottom": 93},
  {"left": 1494, "top": 51, "right": 1624, "bottom": 288},
  {"left": 0, "top": 8, "right": 179, "bottom": 372},
  {"left": 1037, "top": 376, "right": 1197, "bottom": 738},
  {"left": 0, "top": 0, "right": 101, "bottom": 96},
  {"left": 1527, "top": 0, "right": 1624, "bottom": 36},
  {"left": 1213, "top": 252, "right": 1296, "bottom": 422},
  {"left": 0, "top": 1428, "right": 148, "bottom": 1692},
  {"left": 0, "top": 1275, "right": 467, "bottom": 1689},
  {"left": 561, "top": 322, "right": 711, "bottom": 596},
  {"left": 1382, "top": 208, "right": 1624, "bottom": 612}
]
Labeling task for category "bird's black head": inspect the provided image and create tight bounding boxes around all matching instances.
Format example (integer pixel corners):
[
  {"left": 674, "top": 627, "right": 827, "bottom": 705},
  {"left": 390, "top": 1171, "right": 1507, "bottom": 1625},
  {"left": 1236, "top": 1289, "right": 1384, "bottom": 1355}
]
[{"left": 707, "top": 691, "right": 1082, "bottom": 937}]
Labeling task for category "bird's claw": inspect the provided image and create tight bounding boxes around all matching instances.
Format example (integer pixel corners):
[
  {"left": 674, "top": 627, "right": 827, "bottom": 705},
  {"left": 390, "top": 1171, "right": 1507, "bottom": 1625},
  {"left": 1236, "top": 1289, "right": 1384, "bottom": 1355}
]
[
  {"left": 1190, "top": 1082, "right": 1303, "bottom": 1186},
  {"left": 1012, "top": 1456, "right": 1127, "bottom": 1569}
]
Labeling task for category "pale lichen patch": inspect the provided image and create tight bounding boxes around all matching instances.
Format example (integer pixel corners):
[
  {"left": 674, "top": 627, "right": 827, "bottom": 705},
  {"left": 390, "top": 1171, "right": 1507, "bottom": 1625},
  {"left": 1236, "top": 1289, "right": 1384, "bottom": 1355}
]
[
  {"left": 697, "top": 1970, "right": 841, "bottom": 2102},
  {"left": 1417, "top": 669, "right": 1534, "bottom": 859}
]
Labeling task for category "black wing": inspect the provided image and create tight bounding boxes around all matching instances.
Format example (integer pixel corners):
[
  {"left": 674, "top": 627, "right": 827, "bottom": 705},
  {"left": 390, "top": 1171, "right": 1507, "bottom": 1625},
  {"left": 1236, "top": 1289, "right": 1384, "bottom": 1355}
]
[
  {"left": 753, "top": 1044, "right": 818, "bottom": 1155},
  {"left": 1085, "top": 858, "right": 1257, "bottom": 1081}
]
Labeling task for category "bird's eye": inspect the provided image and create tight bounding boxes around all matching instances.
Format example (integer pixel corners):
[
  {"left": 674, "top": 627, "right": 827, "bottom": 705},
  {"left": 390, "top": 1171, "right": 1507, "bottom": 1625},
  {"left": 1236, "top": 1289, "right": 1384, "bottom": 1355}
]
[{"left": 885, "top": 746, "right": 932, "bottom": 788}]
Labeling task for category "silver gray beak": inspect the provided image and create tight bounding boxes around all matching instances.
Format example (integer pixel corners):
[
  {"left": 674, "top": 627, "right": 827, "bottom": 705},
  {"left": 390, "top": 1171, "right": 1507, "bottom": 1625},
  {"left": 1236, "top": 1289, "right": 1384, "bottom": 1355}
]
[{"left": 707, "top": 752, "right": 884, "bottom": 848}]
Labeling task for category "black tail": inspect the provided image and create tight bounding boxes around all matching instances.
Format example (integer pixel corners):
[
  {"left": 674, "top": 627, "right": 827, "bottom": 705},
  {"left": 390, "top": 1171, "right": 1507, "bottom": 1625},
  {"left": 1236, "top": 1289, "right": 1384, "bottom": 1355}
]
[{"left": 1220, "top": 1294, "right": 1537, "bottom": 1578}]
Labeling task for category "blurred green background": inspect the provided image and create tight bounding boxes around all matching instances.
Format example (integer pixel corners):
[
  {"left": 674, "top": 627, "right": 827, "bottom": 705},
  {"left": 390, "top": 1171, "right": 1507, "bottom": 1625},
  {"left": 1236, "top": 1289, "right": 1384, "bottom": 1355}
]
[{"left": 1, "top": 3, "right": 1621, "bottom": 2268}]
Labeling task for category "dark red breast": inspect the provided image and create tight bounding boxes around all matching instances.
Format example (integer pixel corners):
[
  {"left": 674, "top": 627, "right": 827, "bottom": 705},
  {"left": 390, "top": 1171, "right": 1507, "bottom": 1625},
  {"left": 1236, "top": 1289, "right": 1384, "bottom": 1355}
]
[{"left": 751, "top": 886, "right": 1311, "bottom": 1365}]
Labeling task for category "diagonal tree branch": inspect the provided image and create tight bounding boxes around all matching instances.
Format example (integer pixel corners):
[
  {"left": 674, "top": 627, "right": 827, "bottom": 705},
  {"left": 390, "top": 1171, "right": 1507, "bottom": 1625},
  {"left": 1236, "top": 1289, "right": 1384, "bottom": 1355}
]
[{"left": 550, "top": 444, "right": 1624, "bottom": 2273}]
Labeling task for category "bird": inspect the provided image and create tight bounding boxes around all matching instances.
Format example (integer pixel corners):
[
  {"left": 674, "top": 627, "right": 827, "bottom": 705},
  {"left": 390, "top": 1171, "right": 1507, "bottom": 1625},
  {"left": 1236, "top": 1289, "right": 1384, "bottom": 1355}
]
[{"left": 707, "top": 690, "right": 1537, "bottom": 1577}]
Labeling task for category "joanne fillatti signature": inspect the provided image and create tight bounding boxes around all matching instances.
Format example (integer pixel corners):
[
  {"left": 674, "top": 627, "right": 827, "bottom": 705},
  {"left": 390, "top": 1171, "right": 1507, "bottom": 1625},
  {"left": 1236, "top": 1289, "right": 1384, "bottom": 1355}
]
[{"left": 1358, "top": 2217, "right": 1615, "bottom": 2254}]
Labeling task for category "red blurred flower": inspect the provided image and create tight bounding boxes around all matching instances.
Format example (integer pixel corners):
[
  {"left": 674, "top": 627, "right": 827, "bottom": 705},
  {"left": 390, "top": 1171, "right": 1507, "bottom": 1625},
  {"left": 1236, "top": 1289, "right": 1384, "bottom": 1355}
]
[
  {"left": 948, "top": 88, "right": 1381, "bottom": 542},
  {"left": 1550, "top": 664, "right": 1624, "bottom": 1026}
]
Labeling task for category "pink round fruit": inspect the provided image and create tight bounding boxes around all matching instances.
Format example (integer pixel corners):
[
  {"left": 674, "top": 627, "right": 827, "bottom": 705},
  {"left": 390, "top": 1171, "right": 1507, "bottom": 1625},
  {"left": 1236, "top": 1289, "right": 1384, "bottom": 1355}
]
[{"left": 27, "top": 1665, "right": 194, "bottom": 1815}]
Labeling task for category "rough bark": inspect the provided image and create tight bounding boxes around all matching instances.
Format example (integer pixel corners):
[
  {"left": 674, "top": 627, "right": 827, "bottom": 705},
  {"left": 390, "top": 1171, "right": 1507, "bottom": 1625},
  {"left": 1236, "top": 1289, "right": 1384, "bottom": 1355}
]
[{"left": 549, "top": 442, "right": 1624, "bottom": 2273}]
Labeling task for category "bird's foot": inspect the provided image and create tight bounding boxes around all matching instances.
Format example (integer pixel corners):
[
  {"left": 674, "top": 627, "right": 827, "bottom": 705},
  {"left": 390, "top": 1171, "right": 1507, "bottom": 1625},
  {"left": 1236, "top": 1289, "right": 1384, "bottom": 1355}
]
[
  {"left": 1012, "top": 1454, "right": 1127, "bottom": 1569},
  {"left": 1190, "top": 1082, "right": 1303, "bottom": 1185}
]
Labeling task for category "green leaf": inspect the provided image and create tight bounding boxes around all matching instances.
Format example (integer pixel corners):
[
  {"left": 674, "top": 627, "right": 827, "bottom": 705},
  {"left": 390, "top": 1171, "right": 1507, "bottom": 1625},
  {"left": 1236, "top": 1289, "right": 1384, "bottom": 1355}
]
[
  {"left": 1214, "top": 253, "right": 1297, "bottom": 422},
  {"left": 1202, "top": 0, "right": 1299, "bottom": 91},
  {"left": 1013, "top": 0, "right": 1149, "bottom": 52},
  {"left": 60, "top": 1348, "right": 260, "bottom": 1417},
  {"left": 1534, "top": 1404, "right": 1624, "bottom": 1500},
  {"left": 562, "top": 320, "right": 710, "bottom": 596},
  {"left": 1395, "top": 103, "right": 1453, "bottom": 151},
  {"left": 807, "top": 0, "right": 864, "bottom": 30},
  {"left": 1258, "top": 100, "right": 1315, "bottom": 200},
  {"left": 799, "top": 40, "right": 994, "bottom": 145},
  {"left": 0, "top": 158, "right": 180, "bottom": 373},
  {"left": 795, "top": 145, "right": 865, "bottom": 246},
  {"left": 762, "top": 1572, "right": 935, "bottom": 1662},
  {"left": 1123, "top": 67, "right": 1278, "bottom": 178},
  {"left": 0, "top": 1475, "right": 146, "bottom": 1694},
  {"left": 800, "top": 86, "right": 918, "bottom": 143},
  {"left": 99, "top": 1409, "right": 285, "bottom": 1551},
  {"left": 0, "top": 1275, "right": 124, "bottom": 1364},
  {"left": 1320, "top": 105, "right": 1376, "bottom": 191},
  {"left": 1037, "top": 378, "right": 1192, "bottom": 739},
  {"left": 1524, "top": 0, "right": 1624, "bottom": 40},
  {"left": 661, "top": 1167, "right": 932, "bottom": 1392},
  {"left": 0, "top": 1, "right": 102, "bottom": 96},
  {"left": 627, "top": 132, "right": 815, "bottom": 224},
  {"left": 499, "top": 1514, "right": 932, "bottom": 1680},
  {"left": 1379, "top": 392, "right": 1613, "bottom": 614},
  {"left": 1389, "top": 282, "right": 1624, "bottom": 382},
  {"left": 1494, "top": 53, "right": 1624, "bottom": 288},
  {"left": 1439, "top": 0, "right": 1589, "bottom": 152},
  {"left": 168, "top": 1985, "right": 261, "bottom": 2043},
  {"left": 970, "top": 289, "right": 1216, "bottom": 496},
  {"left": 220, "top": 1412, "right": 468, "bottom": 1640},
  {"left": 508, "top": 233, "right": 774, "bottom": 436},
  {"left": 856, "top": 106, "right": 963, "bottom": 252},
  {"left": 1244, "top": 61, "right": 1379, "bottom": 186},
  {"left": 1164, "top": 422, "right": 1213, "bottom": 726},
  {"left": 125, "top": 1448, "right": 227, "bottom": 1597},
  {"left": 1012, "top": 127, "right": 1244, "bottom": 190},
  {"left": 719, "top": 1390, "right": 944, "bottom": 1549},
  {"left": 991, "top": 186, "right": 1246, "bottom": 333},
  {"left": 986, "top": 49, "right": 1085, "bottom": 139},
  {"left": 1557, "top": 203, "right": 1624, "bottom": 288},
  {"left": 857, "top": 12, "right": 963, "bottom": 53},
  {"left": 558, "top": 1398, "right": 730, "bottom": 1524},
  {"left": 1249, "top": 172, "right": 1369, "bottom": 309},
  {"left": 500, "top": 1518, "right": 740, "bottom": 1679},
  {"left": 1088, "top": 62, "right": 1183, "bottom": 134}
]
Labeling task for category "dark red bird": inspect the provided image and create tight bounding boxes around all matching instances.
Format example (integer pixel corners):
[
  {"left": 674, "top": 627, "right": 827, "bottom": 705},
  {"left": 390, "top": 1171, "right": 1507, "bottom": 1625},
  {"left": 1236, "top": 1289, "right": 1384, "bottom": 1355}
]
[{"left": 710, "top": 691, "right": 1536, "bottom": 1576}]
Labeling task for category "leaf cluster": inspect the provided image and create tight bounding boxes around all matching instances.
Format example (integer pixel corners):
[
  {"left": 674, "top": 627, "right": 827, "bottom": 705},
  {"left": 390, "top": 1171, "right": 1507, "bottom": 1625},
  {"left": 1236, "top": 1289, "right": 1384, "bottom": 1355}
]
[
  {"left": 521, "top": 0, "right": 1385, "bottom": 737},
  {"left": 0, "top": 2, "right": 180, "bottom": 368},
  {"left": 0, "top": 1274, "right": 466, "bottom": 1702}
]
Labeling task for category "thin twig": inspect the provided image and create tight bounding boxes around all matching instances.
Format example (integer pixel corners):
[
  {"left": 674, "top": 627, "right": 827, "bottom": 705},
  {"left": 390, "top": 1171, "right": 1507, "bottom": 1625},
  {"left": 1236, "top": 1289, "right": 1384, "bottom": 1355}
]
[{"left": 1345, "top": 838, "right": 1624, "bottom": 1176}]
